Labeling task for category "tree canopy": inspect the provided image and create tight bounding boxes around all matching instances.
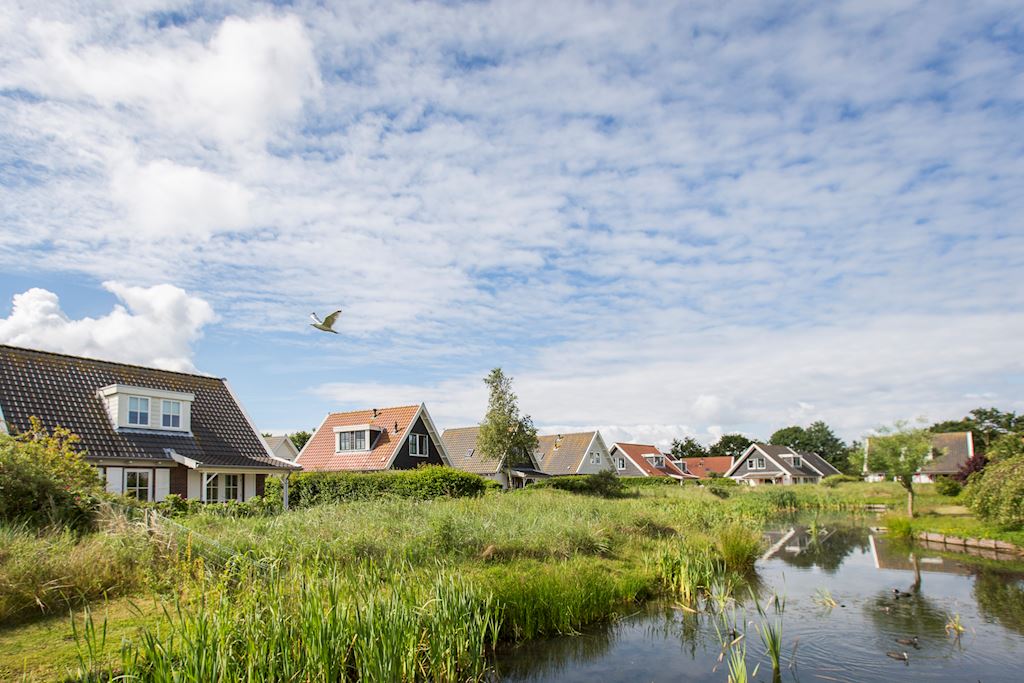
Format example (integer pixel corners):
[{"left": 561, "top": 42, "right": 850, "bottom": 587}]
[
  {"left": 289, "top": 430, "right": 313, "bottom": 451},
  {"left": 866, "top": 421, "right": 934, "bottom": 517},
  {"left": 708, "top": 433, "right": 754, "bottom": 459},
  {"left": 669, "top": 436, "right": 707, "bottom": 460},
  {"left": 477, "top": 368, "right": 539, "bottom": 482},
  {"left": 769, "top": 421, "right": 849, "bottom": 470},
  {"left": 930, "top": 407, "right": 1023, "bottom": 453}
]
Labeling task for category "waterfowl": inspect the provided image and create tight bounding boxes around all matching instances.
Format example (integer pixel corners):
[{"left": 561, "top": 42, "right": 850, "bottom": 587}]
[
  {"left": 892, "top": 588, "right": 913, "bottom": 599},
  {"left": 886, "top": 651, "right": 909, "bottom": 663},
  {"left": 310, "top": 310, "right": 342, "bottom": 333},
  {"left": 895, "top": 636, "right": 920, "bottom": 648}
]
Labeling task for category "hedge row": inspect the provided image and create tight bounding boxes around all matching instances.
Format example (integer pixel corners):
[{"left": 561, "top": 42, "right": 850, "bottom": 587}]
[
  {"left": 270, "top": 466, "right": 488, "bottom": 508},
  {"left": 532, "top": 471, "right": 628, "bottom": 498}
]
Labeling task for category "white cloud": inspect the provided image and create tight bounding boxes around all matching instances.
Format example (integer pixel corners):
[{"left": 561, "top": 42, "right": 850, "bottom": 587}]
[{"left": 0, "top": 283, "right": 216, "bottom": 372}]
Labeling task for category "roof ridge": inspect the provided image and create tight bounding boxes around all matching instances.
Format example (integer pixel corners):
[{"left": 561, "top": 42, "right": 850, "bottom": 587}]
[
  {"left": 0, "top": 343, "right": 219, "bottom": 380},
  {"left": 327, "top": 404, "right": 421, "bottom": 416}
]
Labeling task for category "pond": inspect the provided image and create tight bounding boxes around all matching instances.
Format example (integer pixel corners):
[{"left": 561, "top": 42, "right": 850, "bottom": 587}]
[{"left": 493, "top": 520, "right": 1024, "bottom": 682}]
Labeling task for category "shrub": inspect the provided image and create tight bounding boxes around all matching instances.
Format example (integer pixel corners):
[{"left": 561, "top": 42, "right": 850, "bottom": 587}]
[
  {"left": 0, "top": 419, "right": 103, "bottom": 530},
  {"left": 284, "top": 466, "right": 487, "bottom": 508},
  {"left": 703, "top": 478, "right": 738, "bottom": 498},
  {"left": 621, "top": 477, "right": 679, "bottom": 487},
  {"left": 533, "top": 471, "right": 628, "bottom": 498},
  {"left": 965, "top": 455, "right": 1024, "bottom": 529},
  {"left": 933, "top": 476, "right": 962, "bottom": 497},
  {"left": 821, "top": 474, "right": 861, "bottom": 488}
]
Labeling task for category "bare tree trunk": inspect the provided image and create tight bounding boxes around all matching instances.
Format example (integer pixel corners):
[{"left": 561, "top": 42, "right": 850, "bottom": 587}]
[{"left": 906, "top": 487, "right": 915, "bottom": 518}]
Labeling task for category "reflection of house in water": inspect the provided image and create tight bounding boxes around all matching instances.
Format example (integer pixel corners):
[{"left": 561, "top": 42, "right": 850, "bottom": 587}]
[
  {"left": 762, "top": 526, "right": 836, "bottom": 560},
  {"left": 868, "top": 535, "right": 972, "bottom": 576}
]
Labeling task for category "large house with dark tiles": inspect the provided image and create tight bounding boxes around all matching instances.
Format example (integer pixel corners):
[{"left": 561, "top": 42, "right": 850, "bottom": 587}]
[
  {"left": 725, "top": 442, "right": 841, "bottom": 485},
  {"left": 0, "top": 345, "right": 299, "bottom": 504}
]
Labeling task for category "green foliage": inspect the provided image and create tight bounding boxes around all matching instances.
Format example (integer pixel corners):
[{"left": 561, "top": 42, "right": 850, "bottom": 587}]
[
  {"left": 985, "top": 433, "right": 1024, "bottom": 463},
  {"left": 882, "top": 513, "right": 914, "bottom": 540},
  {"left": 934, "top": 476, "right": 962, "bottom": 497},
  {"left": 769, "top": 421, "right": 848, "bottom": 469},
  {"left": 965, "top": 455, "right": 1024, "bottom": 529},
  {"left": 534, "top": 470, "right": 628, "bottom": 498},
  {"left": 931, "top": 407, "right": 1024, "bottom": 453},
  {"left": 622, "top": 476, "right": 679, "bottom": 487},
  {"left": 0, "top": 418, "right": 103, "bottom": 531},
  {"left": 670, "top": 436, "right": 707, "bottom": 459},
  {"left": 866, "top": 421, "right": 933, "bottom": 492},
  {"left": 477, "top": 368, "right": 539, "bottom": 482},
  {"left": 283, "top": 466, "right": 487, "bottom": 508},
  {"left": 703, "top": 477, "right": 739, "bottom": 498},
  {"left": 288, "top": 430, "right": 313, "bottom": 451},
  {"left": 153, "top": 493, "right": 279, "bottom": 518},
  {"left": 708, "top": 434, "right": 754, "bottom": 459},
  {"left": 821, "top": 474, "right": 861, "bottom": 488}
]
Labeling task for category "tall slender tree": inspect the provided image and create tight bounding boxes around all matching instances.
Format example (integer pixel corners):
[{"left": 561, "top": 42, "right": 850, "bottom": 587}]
[
  {"left": 865, "top": 421, "right": 935, "bottom": 518},
  {"left": 477, "top": 368, "right": 539, "bottom": 488}
]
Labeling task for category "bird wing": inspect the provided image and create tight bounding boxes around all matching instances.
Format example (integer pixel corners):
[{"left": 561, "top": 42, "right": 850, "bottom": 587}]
[
  {"left": 322, "top": 310, "right": 343, "bottom": 328},
  {"left": 309, "top": 313, "right": 321, "bottom": 324}
]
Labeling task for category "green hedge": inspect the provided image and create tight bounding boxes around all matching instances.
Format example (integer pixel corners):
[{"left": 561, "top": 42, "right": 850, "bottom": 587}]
[
  {"left": 533, "top": 471, "right": 628, "bottom": 498},
  {"left": 275, "top": 466, "right": 488, "bottom": 508},
  {"left": 620, "top": 476, "right": 680, "bottom": 487},
  {"left": 821, "top": 474, "right": 862, "bottom": 488}
]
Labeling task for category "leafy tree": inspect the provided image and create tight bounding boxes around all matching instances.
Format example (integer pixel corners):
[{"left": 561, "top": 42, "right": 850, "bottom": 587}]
[
  {"left": 964, "top": 453, "right": 1024, "bottom": 529},
  {"left": 983, "top": 432, "right": 1024, "bottom": 463},
  {"left": 289, "top": 430, "right": 313, "bottom": 451},
  {"left": 478, "top": 368, "right": 539, "bottom": 487},
  {"left": 865, "top": 421, "right": 934, "bottom": 518},
  {"left": 769, "top": 421, "right": 848, "bottom": 469},
  {"left": 670, "top": 436, "right": 707, "bottom": 460},
  {"left": 708, "top": 433, "right": 753, "bottom": 459},
  {"left": 930, "top": 407, "right": 1023, "bottom": 453},
  {"left": 0, "top": 417, "right": 103, "bottom": 530}
]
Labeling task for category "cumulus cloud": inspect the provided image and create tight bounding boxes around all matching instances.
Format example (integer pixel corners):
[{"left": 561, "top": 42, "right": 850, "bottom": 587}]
[{"left": 0, "top": 283, "right": 216, "bottom": 372}]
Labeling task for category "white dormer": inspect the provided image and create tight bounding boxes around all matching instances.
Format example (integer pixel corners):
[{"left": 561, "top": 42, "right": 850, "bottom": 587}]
[
  {"left": 97, "top": 384, "right": 194, "bottom": 433},
  {"left": 645, "top": 454, "right": 666, "bottom": 468},
  {"left": 333, "top": 424, "right": 382, "bottom": 453}
]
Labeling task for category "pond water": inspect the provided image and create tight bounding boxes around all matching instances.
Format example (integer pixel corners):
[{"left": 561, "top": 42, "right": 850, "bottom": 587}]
[{"left": 493, "top": 520, "right": 1024, "bottom": 682}]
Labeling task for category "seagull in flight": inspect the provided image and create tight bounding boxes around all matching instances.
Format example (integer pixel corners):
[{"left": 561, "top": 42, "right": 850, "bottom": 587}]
[{"left": 310, "top": 310, "right": 342, "bottom": 333}]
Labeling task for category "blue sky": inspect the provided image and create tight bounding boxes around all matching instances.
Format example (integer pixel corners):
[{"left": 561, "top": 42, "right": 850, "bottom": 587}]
[{"left": 1, "top": 1, "right": 1022, "bottom": 447}]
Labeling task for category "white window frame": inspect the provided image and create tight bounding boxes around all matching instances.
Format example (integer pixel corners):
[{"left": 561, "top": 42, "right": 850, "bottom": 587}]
[
  {"left": 757, "top": 458, "right": 766, "bottom": 470},
  {"left": 410, "top": 433, "right": 430, "bottom": 457},
  {"left": 651, "top": 455, "right": 665, "bottom": 468},
  {"left": 747, "top": 459, "right": 755, "bottom": 470},
  {"left": 590, "top": 451, "right": 601, "bottom": 464},
  {"left": 337, "top": 430, "right": 369, "bottom": 452},
  {"left": 205, "top": 473, "right": 219, "bottom": 502},
  {"left": 616, "top": 456, "right": 626, "bottom": 470},
  {"left": 127, "top": 396, "right": 150, "bottom": 426},
  {"left": 222, "top": 474, "right": 240, "bottom": 502},
  {"left": 792, "top": 457, "right": 802, "bottom": 468},
  {"left": 161, "top": 399, "right": 182, "bottom": 428},
  {"left": 125, "top": 468, "right": 151, "bottom": 501}
]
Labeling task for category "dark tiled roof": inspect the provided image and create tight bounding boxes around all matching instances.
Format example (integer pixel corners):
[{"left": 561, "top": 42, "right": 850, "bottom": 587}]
[{"left": 0, "top": 345, "right": 295, "bottom": 470}]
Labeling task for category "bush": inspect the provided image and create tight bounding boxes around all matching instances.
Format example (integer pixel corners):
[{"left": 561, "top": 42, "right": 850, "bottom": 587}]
[
  {"left": 933, "top": 476, "right": 962, "bottom": 497},
  {"left": 821, "top": 474, "right": 861, "bottom": 488},
  {"left": 533, "top": 471, "right": 628, "bottom": 498},
  {"left": 621, "top": 477, "right": 679, "bottom": 487},
  {"left": 703, "top": 478, "right": 738, "bottom": 498},
  {"left": 284, "top": 466, "right": 487, "bottom": 508},
  {"left": 965, "top": 455, "right": 1024, "bottom": 529},
  {"left": 0, "top": 419, "right": 103, "bottom": 531}
]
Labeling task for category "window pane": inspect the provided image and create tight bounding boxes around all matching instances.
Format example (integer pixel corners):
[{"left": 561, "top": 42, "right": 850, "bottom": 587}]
[
  {"left": 206, "top": 474, "right": 218, "bottom": 501},
  {"left": 162, "top": 400, "right": 181, "bottom": 428},
  {"left": 354, "top": 431, "right": 366, "bottom": 449}
]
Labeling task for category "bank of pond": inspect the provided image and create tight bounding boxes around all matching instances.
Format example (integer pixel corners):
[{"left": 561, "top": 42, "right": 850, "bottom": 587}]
[{"left": 2, "top": 485, "right": 1022, "bottom": 681}]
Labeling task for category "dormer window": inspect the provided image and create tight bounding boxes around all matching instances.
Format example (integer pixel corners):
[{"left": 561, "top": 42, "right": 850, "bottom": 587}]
[
  {"left": 792, "top": 456, "right": 802, "bottom": 468},
  {"left": 338, "top": 430, "right": 368, "bottom": 451},
  {"left": 162, "top": 400, "right": 181, "bottom": 428},
  {"left": 335, "top": 425, "right": 378, "bottom": 452},
  {"left": 128, "top": 396, "right": 149, "bottom": 426}
]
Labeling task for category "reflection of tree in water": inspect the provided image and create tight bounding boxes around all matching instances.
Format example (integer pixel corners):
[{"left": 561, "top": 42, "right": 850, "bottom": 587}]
[
  {"left": 973, "top": 571, "right": 1024, "bottom": 636},
  {"left": 768, "top": 525, "right": 870, "bottom": 573},
  {"left": 491, "top": 618, "right": 616, "bottom": 680}
]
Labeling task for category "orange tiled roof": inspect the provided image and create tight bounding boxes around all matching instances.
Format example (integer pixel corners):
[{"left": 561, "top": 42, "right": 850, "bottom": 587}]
[
  {"left": 616, "top": 443, "right": 696, "bottom": 478},
  {"left": 297, "top": 404, "right": 421, "bottom": 472},
  {"left": 680, "top": 456, "right": 734, "bottom": 479}
]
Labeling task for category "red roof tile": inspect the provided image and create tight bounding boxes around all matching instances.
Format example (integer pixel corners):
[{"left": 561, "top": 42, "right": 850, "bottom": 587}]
[
  {"left": 680, "top": 456, "right": 734, "bottom": 479},
  {"left": 297, "top": 404, "right": 421, "bottom": 472},
  {"left": 615, "top": 443, "right": 696, "bottom": 478}
]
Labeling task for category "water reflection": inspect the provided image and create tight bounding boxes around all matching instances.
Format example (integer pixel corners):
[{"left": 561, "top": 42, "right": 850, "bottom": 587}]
[{"left": 495, "top": 521, "right": 1024, "bottom": 683}]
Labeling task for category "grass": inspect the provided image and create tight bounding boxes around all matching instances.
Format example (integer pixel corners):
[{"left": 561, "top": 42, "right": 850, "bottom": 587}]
[{"left": 1, "top": 481, "right": 1018, "bottom": 681}]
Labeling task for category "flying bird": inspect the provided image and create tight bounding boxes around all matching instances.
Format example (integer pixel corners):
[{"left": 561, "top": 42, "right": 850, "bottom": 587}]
[{"left": 310, "top": 310, "right": 342, "bottom": 333}]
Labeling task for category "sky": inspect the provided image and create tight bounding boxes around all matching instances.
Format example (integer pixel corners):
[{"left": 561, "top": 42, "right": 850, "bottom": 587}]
[{"left": 1, "top": 0, "right": 1022, "bottom": 448}]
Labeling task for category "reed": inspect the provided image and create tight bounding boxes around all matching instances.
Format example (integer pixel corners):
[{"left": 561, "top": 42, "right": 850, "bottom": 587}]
[{"left": 752, "top": 591, "right": 786, "bottom": 679}]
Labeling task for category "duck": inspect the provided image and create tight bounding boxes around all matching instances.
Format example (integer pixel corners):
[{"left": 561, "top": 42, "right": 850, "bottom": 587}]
[
  {"left": 892, "top": 588, "right": 913, "bottom": 599},
  {"left": 886, "top": 651, "right": 909, "bottom": 663},
  {"left": 895, "top": 636, "right": 920, "bottom": 649}
]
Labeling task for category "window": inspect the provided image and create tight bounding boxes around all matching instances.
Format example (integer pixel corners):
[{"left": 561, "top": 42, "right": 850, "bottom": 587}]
[
  {"left": 757, "top": 458, "right": 766, "bottom": 470},
  {"left": 651, "top": 455, "right": 665, "bottom": 468},
  {"left": 616, "top": 457, "right": 625, "bottom": 470},
  {"left": 125, "top": 469, "right": 150, "bottom": 501},
  {"left": 223, "top": 474, "right": 239, "bottom": 502},
  {"left": 338, "top": 430, "right": 368, "bottom": 451},
  {"left": 162, "top": 400, "right": 181, "bottom": 428},
  {"left": 792, "top": 457, "right": 802, "bottom": 468},
  {"left": 747, "top": 459, "right": 755, "bottom": 470},
  {"left": 206, "top": 474, "right": 219, "bottom": 502},
  {"left": 590, "top": 451, "right": 601, "bottom": 464},
  {"left": 128, "top": 396, "right": 149, "bottom": 426},
  {"left": 410, "top": 434, "right": 430, "bottom": 456}
]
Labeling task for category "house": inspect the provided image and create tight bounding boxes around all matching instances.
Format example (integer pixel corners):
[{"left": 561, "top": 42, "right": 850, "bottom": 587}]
[
  {"left": 725, "top": 443, "right": 841, "bottom": 485},
  {"left": 679, "top": 456, "right": 734, "bottom": 479},
  {"left": 441, "top": 426, "right": 549, "bottom": 489},
  {"left": 534, "top": 431, "right": 614, "bottom": 476},
  {"left": 862, "top": 431, "right": 974, "bottom": 483},
  {"left": 0, "top": 344, "right": 299, "bottom": 504},
  {"left": 608, "top": 442, "right": 696, "bottom": 481},
  {"left": 297, "top": 404, "right": 451, "bottom": 472},
  {"left": 263, "top": 434, "right": 300, "bottom": 461}
]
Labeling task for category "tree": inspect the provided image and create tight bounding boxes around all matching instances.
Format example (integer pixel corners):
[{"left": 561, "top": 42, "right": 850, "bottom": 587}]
[
  {"left": 477, "top": 368, "right": 539, "bottom": 488},
  {"left": 930, "top": 407, "right": 1023, "bottom": 454},
  {"left": 708, "top": 433, "right": 753, "bottom": 459},
  {"left": 289, "top": 430, "right": 313, "bottom": 451},
  {"left": 670, "top": 436, "right": 707, "bottom": 460},
  {"left": 865, "top": 421, "right": 934, "bottom": 518},
  {"left": 769, "top": 421, "right": 848, "bottom": 469}
]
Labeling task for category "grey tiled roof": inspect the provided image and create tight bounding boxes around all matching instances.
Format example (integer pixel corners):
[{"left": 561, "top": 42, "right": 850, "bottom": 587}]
[
  {"left": 441, "top": 426, "right": 503, "bottom": 475},
  {"left": 921, "top": 432, "right": 972, "bottom": 474},
  {"left": 0, "top": 345, "right": 295, "bottom": 470},
  {"left": 535, "top": 432, "right": 595, "bottom": 475}
]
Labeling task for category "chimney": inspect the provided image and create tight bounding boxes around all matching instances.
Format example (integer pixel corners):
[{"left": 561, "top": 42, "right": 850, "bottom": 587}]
[{"left": 372, "top": 408, "right": 378, "bottom": 418}]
